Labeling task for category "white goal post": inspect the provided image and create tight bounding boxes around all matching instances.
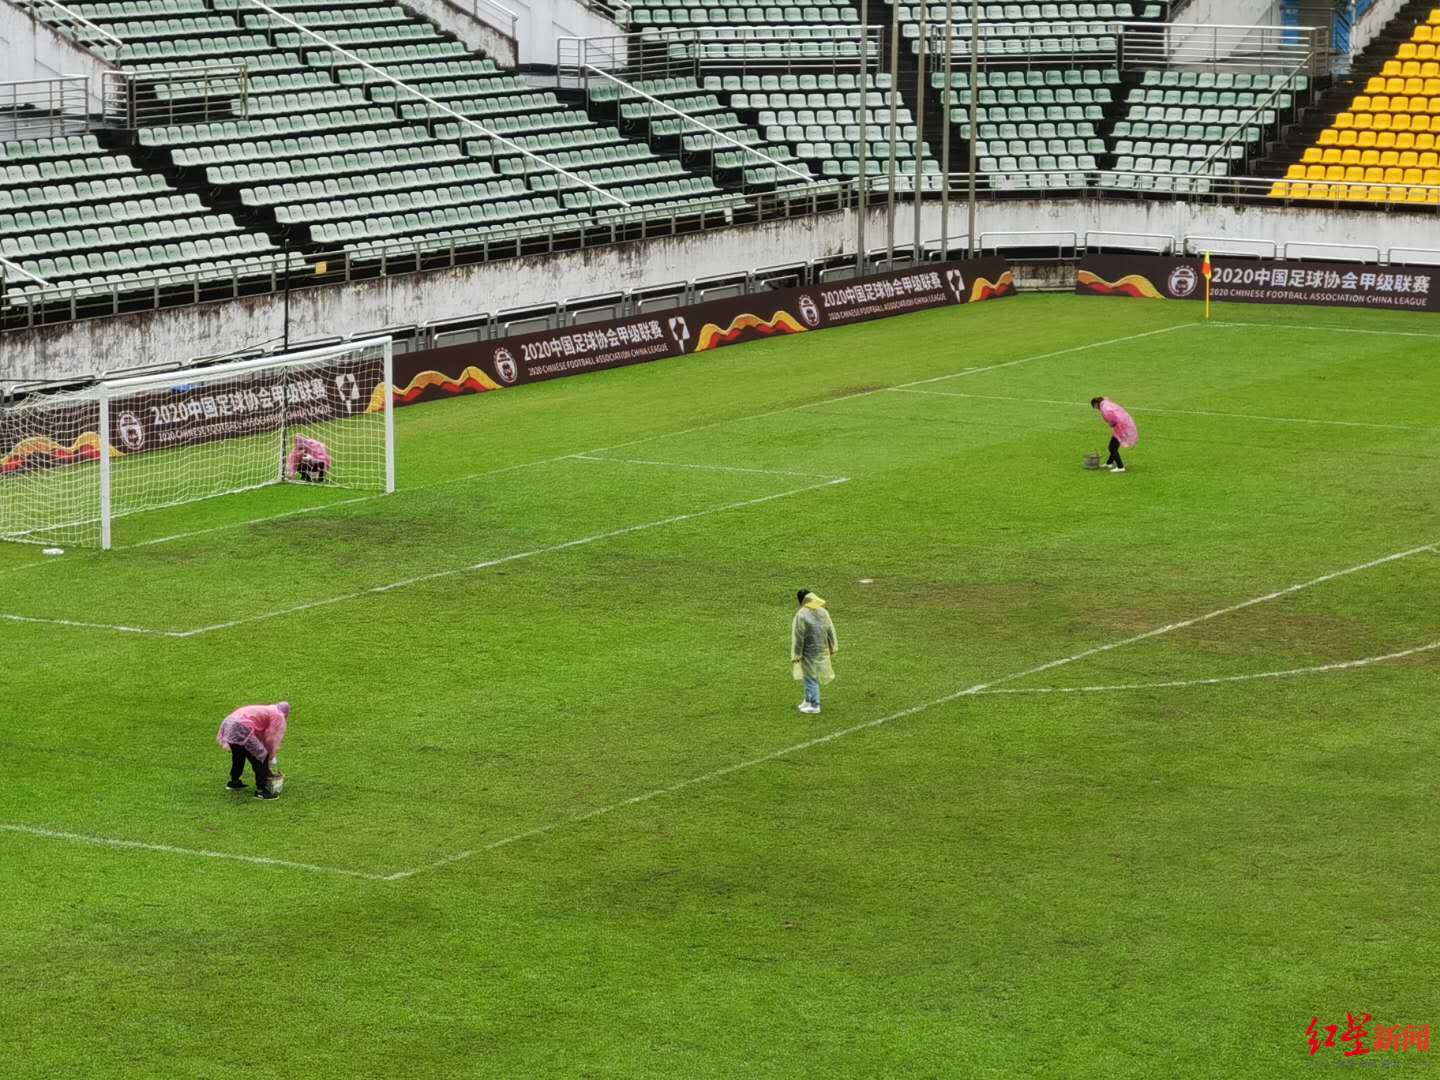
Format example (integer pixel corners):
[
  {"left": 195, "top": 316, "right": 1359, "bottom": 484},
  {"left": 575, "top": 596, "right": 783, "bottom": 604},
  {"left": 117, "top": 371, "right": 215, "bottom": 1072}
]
[{"left": 1, "top": 338, "right": 395, "bottom": 550}]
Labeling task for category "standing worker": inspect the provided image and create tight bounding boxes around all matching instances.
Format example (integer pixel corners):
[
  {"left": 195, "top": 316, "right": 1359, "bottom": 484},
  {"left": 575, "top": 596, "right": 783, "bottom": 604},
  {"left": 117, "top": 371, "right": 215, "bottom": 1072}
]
[
  {"left": 791, "top": 590, "right": 838, "bottom": 715},
  {"left": 1091, "top": 396, "right": 1139, "bottom": 473},
  {"left": 217, "top": 702, "right": 290, "bottom": 800}
]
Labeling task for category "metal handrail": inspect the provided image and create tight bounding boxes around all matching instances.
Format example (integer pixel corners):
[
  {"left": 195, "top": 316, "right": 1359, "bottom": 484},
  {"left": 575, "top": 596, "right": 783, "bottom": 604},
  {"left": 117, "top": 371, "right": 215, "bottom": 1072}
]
[
  {"left": 467, "top": 0, "right": 518, "bottom": 39},
  {"left": 579, "top": 65, "right": 817, "bottom": 186},
  {"left": 237, "top": 0, "right": 631, "bottom": 208},
  {"left": 1281, "top": 241, "right": 1382, "bottom": 262},
  {"left": 0, "top": 256, "right": 52, "bottom": 286},
  {"left": 101, "top": 66, "right": 252, "bottom": 127},
  {"left": 1182, "top": 234, "right": 1277, "bottom": 257},
  {"left": 1083, "top": 230, "right": 1175, "bottom": 253},
  {"left": 22, "top": 0, "right": 123, "bottom": 47}
]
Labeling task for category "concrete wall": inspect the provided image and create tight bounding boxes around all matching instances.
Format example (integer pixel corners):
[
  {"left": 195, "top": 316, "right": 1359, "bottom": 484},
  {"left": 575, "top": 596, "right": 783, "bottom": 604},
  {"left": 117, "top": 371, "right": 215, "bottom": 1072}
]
[
  {"left": 4, "top": 197, "right": 1438, "bottom": 381},
  {"left": 458, "top": 0, "right": 618, "bottom": 67},
  {"left": 402, "top": 0, "right": 518, "bottom": 67},
  {"left": 1352, "top": 0, "right": 1407, "bottom": 56},
  {"left": 0, "top": 1, "right": 115, "bottom": 113}
]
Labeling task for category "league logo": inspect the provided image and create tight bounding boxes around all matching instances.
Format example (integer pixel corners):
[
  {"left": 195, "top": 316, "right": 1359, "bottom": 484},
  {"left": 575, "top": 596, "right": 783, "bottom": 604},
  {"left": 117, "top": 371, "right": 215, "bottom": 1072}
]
[
  {"left": 333, "top": 372, "right": 361, "bottom": 413},
  {"left": 1168, "top": 266, "right": 1199, "bottom": 297},
  {"left": 797, "top": 295, "right": 821, "bottom": 328},
  {"left": 117, "top": 412, "right": 145, "bottom": 451},
  {"left": 945, "top": 269, "right": 965, "bottom": 301},
  {"left": 493, "top": 347, "right": 520, "bottom": 385},
  {"left": 668, "top": 316, "right": 692, "bottom": 352}
]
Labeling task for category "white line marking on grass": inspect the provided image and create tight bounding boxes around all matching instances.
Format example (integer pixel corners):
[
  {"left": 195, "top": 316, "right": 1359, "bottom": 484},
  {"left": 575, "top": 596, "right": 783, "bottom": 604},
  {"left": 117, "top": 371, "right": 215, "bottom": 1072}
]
[
  {"left": 393, "top": 540, "right": 1436, "bottom": 879},
  {"left": 1206, "top": 321, "right": 1440, "bottom": 340},
  {"left": 0, "top": 612, "right": 171, "bottom": 635},
  {"left": 573, "top": 453, "right": 843, "bottom": 480},
  {"left": 900, "top": 325, "right": 1190, "bottom": 388},
  {"left": 974, "top": 638, "right": 1440, "bottom": 696},
  {"left": 0, "top": 823, "right": 390, "bottom": 881},
  {"left": 171, "top": 477, "right": 850, "bottom": 638},
  {"left": 888, "top": 389, "right": 1440, "bottom": 433}
]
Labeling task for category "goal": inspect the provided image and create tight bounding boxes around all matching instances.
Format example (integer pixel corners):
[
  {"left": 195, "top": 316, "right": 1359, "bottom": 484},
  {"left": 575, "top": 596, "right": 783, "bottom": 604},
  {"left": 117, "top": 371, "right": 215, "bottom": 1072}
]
[{"left": 0, "top": 338, "right": 395, "bottom": 550}]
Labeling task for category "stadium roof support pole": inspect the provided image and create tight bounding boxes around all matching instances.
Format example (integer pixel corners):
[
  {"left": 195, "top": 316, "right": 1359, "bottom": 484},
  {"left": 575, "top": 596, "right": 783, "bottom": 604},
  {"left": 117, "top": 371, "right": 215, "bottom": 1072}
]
[
  {"left": 967, "top": 1, "right": 977, "bottom": 258},
  {"left": 857, "top": 2, "right": 869, "bottom": 276},
  {"left": 885, "top": 0, "right": 901, "bottom": 264},
  {"left": 237, "top": 0, "right": 631, "bottom": 209},
  {"left": 913, "top": 12, "right": 927, "bottom": 261},
  {"left": 940, "top": 0, "right": 954, "bottom": 261}
]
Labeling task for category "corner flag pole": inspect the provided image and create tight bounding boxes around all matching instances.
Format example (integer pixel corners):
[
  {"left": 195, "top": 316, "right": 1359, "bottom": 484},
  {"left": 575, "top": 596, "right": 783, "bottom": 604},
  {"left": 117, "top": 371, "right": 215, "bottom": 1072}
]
[{"left": 1203, "top": 251, "right": 1212, "bottom": 320}]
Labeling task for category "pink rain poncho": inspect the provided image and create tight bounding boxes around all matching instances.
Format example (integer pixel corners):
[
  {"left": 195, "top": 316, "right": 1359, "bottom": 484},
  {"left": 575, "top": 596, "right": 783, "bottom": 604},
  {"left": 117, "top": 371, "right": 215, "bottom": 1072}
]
[
  {"left": 216, "top": 702, "right": 290, "bottom": 764},
  {"left": 285, "top": 436, "right": 331, "bottom": 480},
  {"left": 1098, "top": 398, "right": 1138, "bottom": 448}
]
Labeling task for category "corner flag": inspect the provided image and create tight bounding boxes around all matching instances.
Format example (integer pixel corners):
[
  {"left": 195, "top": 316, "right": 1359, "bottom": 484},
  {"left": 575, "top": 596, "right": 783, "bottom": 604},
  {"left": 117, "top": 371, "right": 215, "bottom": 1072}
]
[{"left": 1202, "top": 252, "right": 1212, "bottom": 320}]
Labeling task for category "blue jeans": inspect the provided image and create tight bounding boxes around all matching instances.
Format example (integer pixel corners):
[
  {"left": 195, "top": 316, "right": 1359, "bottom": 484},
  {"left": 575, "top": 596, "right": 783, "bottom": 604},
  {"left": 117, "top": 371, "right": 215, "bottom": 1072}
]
[{"left": 803, "top": 675, "right": 820, "bottom": 706}]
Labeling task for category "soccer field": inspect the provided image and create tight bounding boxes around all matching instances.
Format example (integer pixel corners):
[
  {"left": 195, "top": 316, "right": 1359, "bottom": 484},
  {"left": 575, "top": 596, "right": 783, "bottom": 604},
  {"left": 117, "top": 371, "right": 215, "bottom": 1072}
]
[{"left": 2, "top": 293, "right": 1437, "bottom": 1078}]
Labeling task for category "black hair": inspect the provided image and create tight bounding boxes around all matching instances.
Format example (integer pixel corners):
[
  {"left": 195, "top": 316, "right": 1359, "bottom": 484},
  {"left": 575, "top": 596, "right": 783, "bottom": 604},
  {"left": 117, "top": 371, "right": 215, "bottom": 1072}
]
[
  {"left": 1090, "top": 396, "right": 1104, "bottom": 408},
  {"left": 796, "top": 589, "right": 810, "bottom": 606}
]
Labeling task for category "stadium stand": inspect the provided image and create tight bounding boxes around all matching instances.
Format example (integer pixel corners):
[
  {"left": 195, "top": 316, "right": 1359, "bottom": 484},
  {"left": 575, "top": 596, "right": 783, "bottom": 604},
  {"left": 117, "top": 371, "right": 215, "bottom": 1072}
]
[{"left": 1270, "top": 6, "right": 1440, "bottom": 203}]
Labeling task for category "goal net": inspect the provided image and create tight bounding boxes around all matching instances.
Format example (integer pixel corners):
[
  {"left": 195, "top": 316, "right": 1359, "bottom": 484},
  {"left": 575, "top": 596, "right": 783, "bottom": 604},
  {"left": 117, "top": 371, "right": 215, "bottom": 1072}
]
[{"left": 0, "top": 338, "right": 394, "bottom": 550}]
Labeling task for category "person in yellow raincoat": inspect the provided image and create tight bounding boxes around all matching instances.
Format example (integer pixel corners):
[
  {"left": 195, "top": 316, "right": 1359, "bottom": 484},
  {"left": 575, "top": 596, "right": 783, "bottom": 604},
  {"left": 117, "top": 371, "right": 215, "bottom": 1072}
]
[{"left": 791, "top": 590, "right": 838, "bottom": 714}]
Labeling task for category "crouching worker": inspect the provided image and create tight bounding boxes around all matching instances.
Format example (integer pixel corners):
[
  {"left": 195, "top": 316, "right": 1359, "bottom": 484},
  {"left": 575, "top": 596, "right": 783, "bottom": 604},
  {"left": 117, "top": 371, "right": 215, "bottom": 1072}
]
[
  {"left": 217, "top": 702, "right": 290, "bottom": 800},
  {"left": 791, "top": 590, "right": 838, "bottom": 715},
  {"left": 286, "top": 436, "right": 331, "bottom": 483}
]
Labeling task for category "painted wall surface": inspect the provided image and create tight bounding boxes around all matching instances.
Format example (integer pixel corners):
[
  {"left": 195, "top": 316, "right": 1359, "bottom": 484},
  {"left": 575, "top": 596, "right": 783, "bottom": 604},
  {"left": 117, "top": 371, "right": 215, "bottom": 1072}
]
[
  {"left": 1352, "top": 0, "right": 1406, "bottom": 55},
  {"left": 0, "top": 3, "right": 115, "bottom": 112},
  {"left": 5, "top": 198, "right": 1438, "bottom": 382},
  {"left": 430, "top": 0, "right": 619, "bottom": 67},
  {"left": 401, "top": 0, "right": 518, "bottom": 67}
]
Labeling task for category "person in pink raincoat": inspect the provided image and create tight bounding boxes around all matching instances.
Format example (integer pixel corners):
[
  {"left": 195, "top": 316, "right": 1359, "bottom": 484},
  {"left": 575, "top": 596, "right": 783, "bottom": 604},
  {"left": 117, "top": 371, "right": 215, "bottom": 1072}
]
[
  {"left": 285, "top": 436, "right": 331, "bottom": 483},
  {"left": 1091, "top": 396, "right": 1138, "bottom": 473},
  {"left": 216, "top": 702, "right": 290, "bottom": 799}
]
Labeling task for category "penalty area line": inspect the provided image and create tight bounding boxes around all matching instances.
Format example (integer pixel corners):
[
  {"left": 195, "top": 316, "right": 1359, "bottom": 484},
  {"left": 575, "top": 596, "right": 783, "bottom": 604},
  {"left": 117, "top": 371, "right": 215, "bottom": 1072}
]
[
  {"left": 392, "top": 538, "right": 1437, "bottom": 881},
  {"left": 973, "top": 637, "right": 1440, "bottom": 696},
  {"left": 0, "top": 823, "right": 391, "bottom": 881}
]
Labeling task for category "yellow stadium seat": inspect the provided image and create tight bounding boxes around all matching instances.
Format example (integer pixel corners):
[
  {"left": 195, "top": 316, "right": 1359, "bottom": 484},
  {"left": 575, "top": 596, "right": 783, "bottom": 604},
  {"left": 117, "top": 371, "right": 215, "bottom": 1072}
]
[
  {"left": 1286, "top": 163, "right": 1307, "bottom": 179},
  {"left": 1417, "top": 25, "right": 1434, "bottom": 42},
  {"left": 1389, "top": 184, "right": 1409, "bottom": 201},
  {"left": 1326, "top": 164, "right": 1346, "bottom": 181},
  {"left": 1403, "top": 61, "right": 1423, "bottom": 76},
  {"left": 1415, "top": 115, "right": 1433, "bottom": 131},
  {"left": 1364, "top": 166, "right": 1385, "bottom": 181},
  {"left": 1367, "top": 184, "right": 1390, "bottom": 200},
  {"left": 1363, "top": 149, "right": 1381, "bottom": 165},
  {"left": 1384, "top": 60, "right": 1402, "bottom": 76},
  {"left": 1368, "top": 95, "right": 1387, "bottom": 111},
  {"left": 1350, "top": 130, "right": 1370, "bottom": 147},
  {"left": 1416, "top": 132, "right": 1436, "bottom": 149},
  {"left": 1344, "top": 184, "right": 1369, "bottom": 201},
  {"left": 1420, "top": 43, "right": 1437, "bottom": 59},
  {"left": 1431, "top": 8, "right": 1440, "bottom": 23},
  {"left": 1318, "top": 127, "right": 1338, "bottom": 145},
  {"left": 1425, "top": 167, "right": 1440, "bottom": 183},
  {"left": 1406, "top": 186, "right": 1430, "bottom": 202},
  {"left": 1405, "top": 166, "right": 1424, "bottom": 182},
  {"left": 1310, "top": 183, "right": 1332, "bottom": 199},
  {"left": 1399, "top": 150, "right": 1418, "bottom": 167},
  {"left": 1345, "top": 165, "right": 1365, "bottom": 181},
  {"left": 1385, "top": 166, "right": 1404, "bottom": 183},
  {"left": 1341, "top": 148, "right": 1360, "bottom": 165},
  {"left": 1386, "top": 114, "right": 1407, "bottom": 131},
  {"left": 1336, "top": 112, "right": 1355, "bottom": 128},
  {"left": 1302, "top": 147, "right": 1323, "bottom": 164},
  {"left": 1421, "top": 151, "right": 1439, "bottom": 167},
  {"left": 1366, "top": 76, "right": 1387, "bottom": 93},
  {"left": 1375, "top": 131, "right": 1395, "bottom": 147},
  {"left": 1423, "top": 61, "right": 1440, "bottom": 76},
  {"left": 1290, "top": 182, "right": 1312, "bottom": 198},
  {"left": 1357, "top": 113, "right": 1376, "bottom": 129},
  {"left": 1405, "top": 77, "right": 1425, "bottom": 94},
  {"left": 1399, "top": 43, "right": 1418, "bottom": 59},
  {"left": 1387, "top": 77, "right": 1406, "bottom": 92},
  {"left": 1426, "top": 78, "right": 1440, "bottom": 94},
  {"left": 1268, "top": 181, "right": 1289, "bottom": 197}
]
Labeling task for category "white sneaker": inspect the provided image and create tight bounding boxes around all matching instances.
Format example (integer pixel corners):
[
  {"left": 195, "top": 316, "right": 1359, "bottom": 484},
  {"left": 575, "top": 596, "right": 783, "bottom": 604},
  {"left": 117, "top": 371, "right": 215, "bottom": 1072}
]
[
  {"left": 1111, "top": 467, "right": 1126, "bottom": 474},
  {"left": 797, "top": 702, "right": 809, "bottom": 711},
  {"left": 801, "top": 702, "right": 821, "bottom": 714}
]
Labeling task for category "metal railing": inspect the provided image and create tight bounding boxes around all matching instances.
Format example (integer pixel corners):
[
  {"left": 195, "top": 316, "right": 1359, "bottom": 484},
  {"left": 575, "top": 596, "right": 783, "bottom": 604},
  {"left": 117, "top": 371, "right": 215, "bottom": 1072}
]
[
  {"left": 464, "top": 0, "right": 518, "bottom": 39},
  {"left": 1196, "top": 64, "right": 1308, "bottom": 175},
  {"left": 0, "top": 256, "right": 52, "bottom": 287},
  {"left": 560, "top": 27, "right": 883, "bottom": 86},
  {"left": 18, "top": 0, "right": 123, "bottom": 49},
  {"left": 101, "top": 67, "right": 251, "bottom": 128},
  {"left": 0, "top": 77, "right": 90, "bottom": 140},
  {"left": 1119, "top": 21, "right": 1322, "bottom": 73}
]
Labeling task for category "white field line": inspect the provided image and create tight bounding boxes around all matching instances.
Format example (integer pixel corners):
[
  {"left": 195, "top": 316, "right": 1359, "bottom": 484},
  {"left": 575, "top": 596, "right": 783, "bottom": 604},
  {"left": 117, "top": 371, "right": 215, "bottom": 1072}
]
[
  {"left": 0, "top": 823, "right": 391, "bottom": 881},
  {"left": 1206, "top": 321, "right": 1440, "bottom": 340},
  {"left": 899, "top": 325, "right": 1189, "bottom": 387},
  {"left": 390, "top": 540, "right": 1437, "bottom": 880},
  {"left": 130, "top": 493, "right": 385, "bottom": 549},
  {"left": 975, "top": 638, "right": 1440, "bottom": 696},
  {"left": 169, "top": 477, "right": 849, "bottom": 638},
  {"left": 889, "top": 389, "right": 1440, "bottom": 433},
  {"left": 0, "top": 611, "right": 166, "bottom": 635},
  {"left": 574, "top": 453, "right": 843, "bottom": 480}
]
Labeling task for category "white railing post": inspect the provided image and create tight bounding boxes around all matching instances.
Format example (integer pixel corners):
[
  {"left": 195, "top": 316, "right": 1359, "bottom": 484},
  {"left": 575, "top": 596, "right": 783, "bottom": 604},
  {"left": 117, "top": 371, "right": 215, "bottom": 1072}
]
[{"left": 97, "top": 385, "right": 112, "bottom": 551}]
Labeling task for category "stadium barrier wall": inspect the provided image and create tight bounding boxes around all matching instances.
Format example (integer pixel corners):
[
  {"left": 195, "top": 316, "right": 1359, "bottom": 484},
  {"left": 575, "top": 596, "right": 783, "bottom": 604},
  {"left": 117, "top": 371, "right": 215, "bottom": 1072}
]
[
  {"left": 387, "top": 258, "right": 1015, "bottom": 405},
  {"left": 1076, "top": 254, "right": 1440, "bottom": 312}
]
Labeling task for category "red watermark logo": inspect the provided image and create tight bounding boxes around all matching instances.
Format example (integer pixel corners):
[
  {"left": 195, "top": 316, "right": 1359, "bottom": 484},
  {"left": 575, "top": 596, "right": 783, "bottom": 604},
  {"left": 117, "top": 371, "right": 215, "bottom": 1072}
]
[{"left": 1307, "top": 1015, "right": 1430, "bottom": 1058}]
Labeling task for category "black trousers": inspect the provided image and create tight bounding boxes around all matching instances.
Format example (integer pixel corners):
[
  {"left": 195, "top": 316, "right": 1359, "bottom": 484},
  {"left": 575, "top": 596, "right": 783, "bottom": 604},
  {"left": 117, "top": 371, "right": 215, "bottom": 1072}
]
[
  {"left": 1106, "top": 436, "right": 1124, "bottom": 469},
  {"left": 229, "top": 745, "right": 272, "bottom": 787}
]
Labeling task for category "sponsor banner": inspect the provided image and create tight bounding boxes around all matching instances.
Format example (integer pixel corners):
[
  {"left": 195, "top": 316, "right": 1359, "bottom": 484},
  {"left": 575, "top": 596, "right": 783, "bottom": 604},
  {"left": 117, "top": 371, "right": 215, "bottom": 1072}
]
[
  {"left": 1077, "top": 254, "right": 1440, "bottom": 312},
  {"left": 2, "top": 364, "right": 379, "bottom": 475},
  {"left": 389, "top": 258, "right": 1015, "bottom": 407}
]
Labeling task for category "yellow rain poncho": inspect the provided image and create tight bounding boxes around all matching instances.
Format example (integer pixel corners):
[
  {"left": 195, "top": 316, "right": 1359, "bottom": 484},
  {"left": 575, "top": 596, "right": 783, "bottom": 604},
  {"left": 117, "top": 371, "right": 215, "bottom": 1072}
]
[{"left": 791, "top": 593, "right": 838, "bottom": 684}]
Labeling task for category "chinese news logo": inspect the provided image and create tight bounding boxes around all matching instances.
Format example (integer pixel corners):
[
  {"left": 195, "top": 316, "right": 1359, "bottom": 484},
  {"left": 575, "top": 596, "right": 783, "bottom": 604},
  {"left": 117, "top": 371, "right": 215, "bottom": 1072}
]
[{"left": 1307, "top": 1014, "right": 1430, "bottom": 1057}]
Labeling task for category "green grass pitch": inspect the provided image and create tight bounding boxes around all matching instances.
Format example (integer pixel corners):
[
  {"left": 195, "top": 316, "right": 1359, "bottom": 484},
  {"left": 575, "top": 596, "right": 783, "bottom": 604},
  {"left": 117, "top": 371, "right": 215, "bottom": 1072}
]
[{"left": 2, "top": 294, "right": 1438, "bottom": 1078}]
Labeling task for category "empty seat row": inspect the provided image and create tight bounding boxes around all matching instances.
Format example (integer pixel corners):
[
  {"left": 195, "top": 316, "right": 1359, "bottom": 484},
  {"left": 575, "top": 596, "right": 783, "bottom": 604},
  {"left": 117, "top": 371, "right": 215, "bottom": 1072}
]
[
  {"left": 207, "top": 142, "right": 464, "bottom": 184},
  {"left": 275, "top": 179, "right": 531, "bottom": 224},
  {"left": 0, "top": 174, "right": 172, "bottom": 211},
  {"left": 16, "top": 233, "right": 279, "bottom": 281},
  {"left": 174, "top": 124, "right": 433, "bottom": 167},
  {"left": 0, "top": 194, "right": 205, "bottom": 235},
  {"left": 311, "top": 195, "right": 569, "bottom": 243},
  {"left": 241, "top": 161, "right": 497, "bottom": 206},
  {"left": 1, "top": 214, "right": 243, "bottom": 258}
]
